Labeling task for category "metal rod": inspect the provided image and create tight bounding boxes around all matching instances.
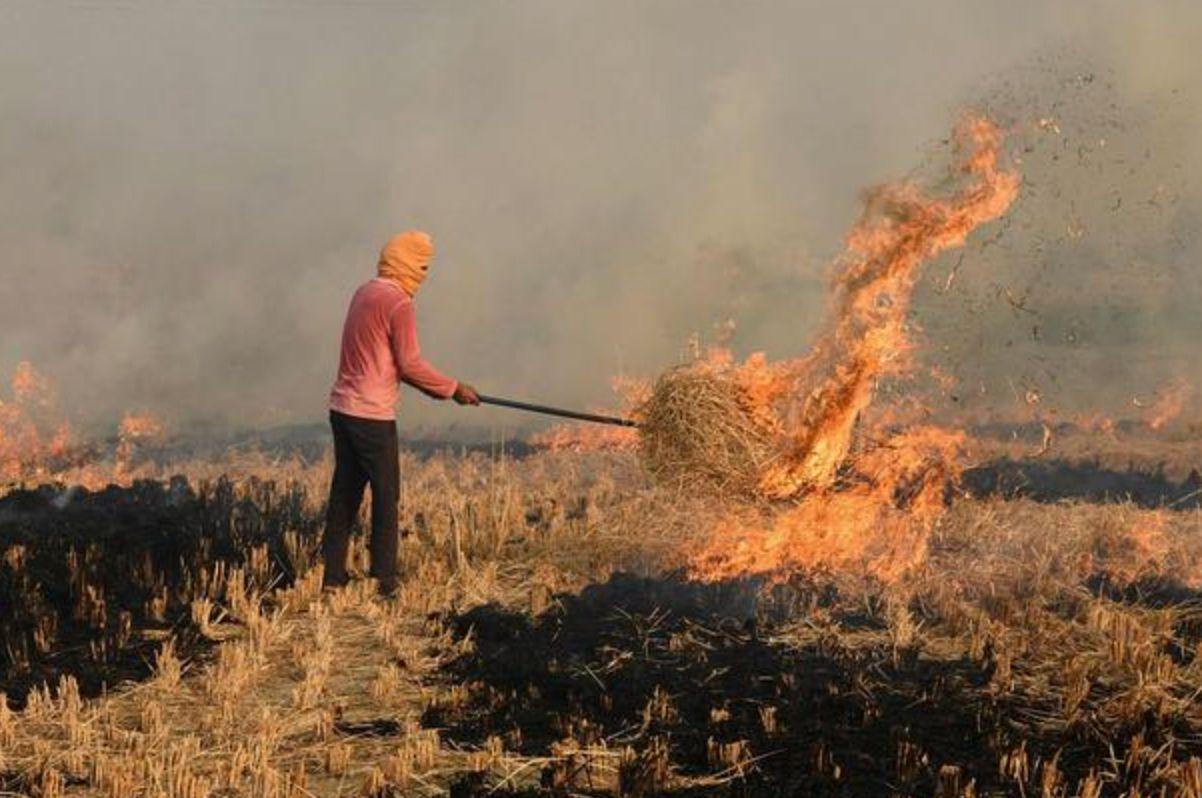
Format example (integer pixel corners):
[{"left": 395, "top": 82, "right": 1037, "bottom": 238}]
[{"left": 477, "top": 394, "right": 638, "bottom": 427}]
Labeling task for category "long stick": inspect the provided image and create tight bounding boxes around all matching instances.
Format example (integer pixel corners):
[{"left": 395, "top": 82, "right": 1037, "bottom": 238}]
[{"left": 477, "top": 394, "right": 638, "bottom": 428}]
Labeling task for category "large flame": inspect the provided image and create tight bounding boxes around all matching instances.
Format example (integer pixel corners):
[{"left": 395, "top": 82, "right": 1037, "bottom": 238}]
[
  {"left": 759, "top": 115, "right": 1020, "bottom": 498},
  {"left": 690, "top": 114, "right": 1020, "bottom": 581}
]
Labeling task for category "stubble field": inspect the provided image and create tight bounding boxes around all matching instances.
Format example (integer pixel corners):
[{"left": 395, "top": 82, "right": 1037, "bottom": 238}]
[{"left": 2, "top": 423, "right": 1202, "bottom": 798}]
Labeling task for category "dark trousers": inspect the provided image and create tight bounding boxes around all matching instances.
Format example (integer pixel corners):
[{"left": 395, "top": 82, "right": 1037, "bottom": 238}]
[{"left": 322, "top": 410, "right": 400, "bottom": 592}]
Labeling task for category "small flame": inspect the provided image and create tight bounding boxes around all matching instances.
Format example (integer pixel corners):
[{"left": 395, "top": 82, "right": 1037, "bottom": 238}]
[
  {"left": 11, "top": 361, "right": 55, "bottom": 406},
  {"left": 0, "top": 363, "right": 169, "bottom": 487},
  {"left": 118, "top": 411, "right": 165, "bottom": 442},
  {"left": 1145, "top": 378, "right": 1191, "bottom": 431},
  {"left": 1084, "top": 509, "right": 1172, "bottom": 587},
  {"left": 533, "top": 421, "right": 639, "bottom": 453},
  {"left": 1075, "top": 410, "right": 1117, "bottom": 437},
  {"left": 1, "top": 361, "right": 75, "bottom": 481},
  {"left": 115, "top": 411, "right": 165, "bottom": 472},
  {"left": 532, "top": 376, "right": 647, "bottom": 452}
]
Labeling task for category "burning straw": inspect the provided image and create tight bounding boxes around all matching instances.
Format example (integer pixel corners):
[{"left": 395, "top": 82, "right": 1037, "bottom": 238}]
[
  {"left": 640, "top": 113, "right": 1018, "bottom": 510},
  {"left": 682, "top": 113, "right": 1019, "bottom": 582},
  {"left": 544, "top": 113, "right": 1018, "bottom": 588}
]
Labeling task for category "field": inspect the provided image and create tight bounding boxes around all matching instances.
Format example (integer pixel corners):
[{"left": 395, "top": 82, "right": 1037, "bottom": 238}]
[{"left": 2, "top": 422, "right": 1202, "bottom": 798}]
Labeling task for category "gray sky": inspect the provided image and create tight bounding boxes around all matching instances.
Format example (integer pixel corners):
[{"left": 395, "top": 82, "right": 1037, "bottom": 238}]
[{"left": 1, "top": 1, "right": 1199, "bottom": 434}]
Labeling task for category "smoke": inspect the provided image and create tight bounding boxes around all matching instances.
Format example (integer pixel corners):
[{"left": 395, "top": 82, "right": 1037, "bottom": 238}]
[{"left": 1, "top": 1, "right": 1199, "bottom": 435}]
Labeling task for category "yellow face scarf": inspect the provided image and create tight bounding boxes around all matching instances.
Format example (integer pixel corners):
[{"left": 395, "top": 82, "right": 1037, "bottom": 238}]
[{"left": 377, "top": 230, "right": 435, "bottom": 296}]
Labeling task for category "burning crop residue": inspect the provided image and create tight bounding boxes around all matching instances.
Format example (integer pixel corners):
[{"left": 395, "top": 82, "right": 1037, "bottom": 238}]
[
  {"left": 530, "top": 376, "right": 646, "bottom": 453},
  {"left": 536, "top": 115, "right": 1021, "bottom": 582},
  {"left": 689, "top": 427, "right": 969, "bottom": 583},
  {"left": 1, "top": 363, "right": 170, "bottom": 489},
  {"left": 757, "top": 114, "right": 1019, "bottom": 498},
  {"left": 629, "top": 114, "right": 1021, "bottom": 582},
  {"left": 1144, "top": 378, "right": 1192, "bottom": 432},
  {"left": 115, "top": 411, "right": 166, "bottom": 470},
  {"left": 0, "top": 362, "right": 74, "bottom": 482}
]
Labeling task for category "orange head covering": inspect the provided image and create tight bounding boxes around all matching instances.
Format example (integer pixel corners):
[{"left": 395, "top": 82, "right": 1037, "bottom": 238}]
[{"left": 377, "top": 230, "right": 435, "bottom": 296}]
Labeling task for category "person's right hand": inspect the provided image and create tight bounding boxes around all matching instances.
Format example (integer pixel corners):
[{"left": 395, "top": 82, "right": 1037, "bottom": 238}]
[{"left": 453, "top": 382, "right": 481, "bottom": 406}]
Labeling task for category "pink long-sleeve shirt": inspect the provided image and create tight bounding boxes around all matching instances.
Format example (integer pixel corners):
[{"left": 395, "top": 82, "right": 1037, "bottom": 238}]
[{"left": 328, "top": 279, "right": 458, "bottom": 420}]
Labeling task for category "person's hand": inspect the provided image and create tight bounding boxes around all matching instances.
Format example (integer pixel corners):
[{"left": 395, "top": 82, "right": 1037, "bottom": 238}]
[{"left": 453, "top": 382, "right": 481, "bottom": 406}]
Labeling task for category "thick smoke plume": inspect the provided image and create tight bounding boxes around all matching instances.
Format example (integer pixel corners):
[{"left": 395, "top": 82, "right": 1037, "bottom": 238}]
[{"left": 1, "top": 2, "right": 1199, "bottom": 436}]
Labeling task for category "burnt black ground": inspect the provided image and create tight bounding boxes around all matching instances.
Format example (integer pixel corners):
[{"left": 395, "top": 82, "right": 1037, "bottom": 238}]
[
  {"left": 430, "top": 572, "right": 1202, "bottom": 797},
  {"left": 963, "top": 457, "right": 1202, "bottom": 507},
  {"left": 428, "top": 574, "right": 1001, "bottom": 796},
  {"left": 0, "top": 477, "right": 322, "bottom": 706}
]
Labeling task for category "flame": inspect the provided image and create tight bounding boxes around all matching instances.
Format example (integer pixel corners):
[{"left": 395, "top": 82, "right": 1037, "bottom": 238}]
[
  {"left": 1145, "top": 378, "right": 1191, "bottom": 431},
  {"left": 532, "top": 115, "right": 1018, "bottom": 581},
  {"left": 118, "top": 411, "right": 164, "bottom": 442},
  {"left": 691, "top": 495, "right": 930, "bottom": 584},
  {"left": 533, "top": 420, "right": 639, "bottom": 453},
  {"left": 1, "top": 363, "right": 168, "bottom": 487},
  {"left": 532, "top": 376, "right": 647, "bottom": 452},
  {"left": 115, "top": 411, "right": 165, "bottom": 471},
  {"left": 689, "top": 114, "right": 1019, "bottom": 582},
  {"left": 690, "top": 426, "right": 968, "bottom": 583},
  {"left": 0, "top": 362, "right": 75, "bottom": 481},
  {"left": 1082, "top": 509, "right": 1171, "bottom": 587},
  {"left": 1074, "top": 410, "right": 1117, "bottom": 437},
  {"left": 11, "top": 361, "right": 55, "bottom": 406},
  {"left": 759, "top": 115, "right": 1019, "bottom": 498}
]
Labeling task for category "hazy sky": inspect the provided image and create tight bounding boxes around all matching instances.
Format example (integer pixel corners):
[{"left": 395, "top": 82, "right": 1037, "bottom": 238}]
[{"left": 1, "top": 1, "right": 1199, "bottom": 434}]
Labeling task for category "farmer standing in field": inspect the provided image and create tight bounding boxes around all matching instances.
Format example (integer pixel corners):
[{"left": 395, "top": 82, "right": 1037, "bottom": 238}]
[{"left": 323, "top": 231, "right": 479, "bottom": 596}]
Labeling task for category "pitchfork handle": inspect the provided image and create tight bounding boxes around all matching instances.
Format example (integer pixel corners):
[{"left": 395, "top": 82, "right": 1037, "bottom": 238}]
[{"left": 477, "top": 394, "right": 638, "bottom": 428}]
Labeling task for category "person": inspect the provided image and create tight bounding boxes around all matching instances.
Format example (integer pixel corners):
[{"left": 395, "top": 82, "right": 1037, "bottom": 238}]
[{"left": 323, "top": 230, "right": 479, "bottom": 596}]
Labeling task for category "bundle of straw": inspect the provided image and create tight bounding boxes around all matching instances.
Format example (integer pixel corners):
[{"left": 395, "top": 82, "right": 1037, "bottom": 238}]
[{"left": 636, "top": 364, "right": 777, "bottom": 496}]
